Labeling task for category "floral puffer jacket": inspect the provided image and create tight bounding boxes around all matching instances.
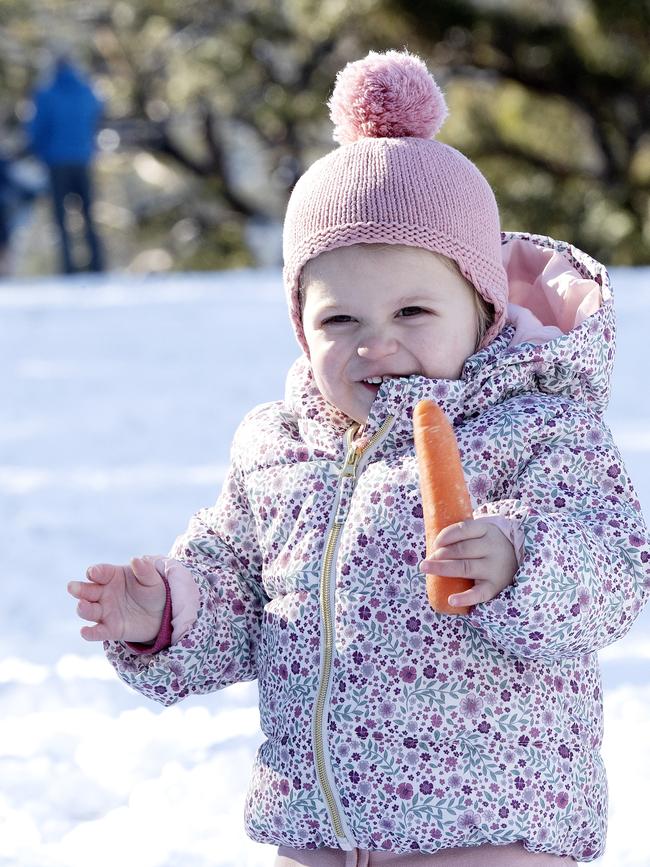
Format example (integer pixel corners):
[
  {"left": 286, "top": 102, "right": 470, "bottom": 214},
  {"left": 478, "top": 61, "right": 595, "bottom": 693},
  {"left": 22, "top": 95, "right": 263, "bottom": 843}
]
[{"left": 105, "top": 233, "right": 650, "bottom": 862}]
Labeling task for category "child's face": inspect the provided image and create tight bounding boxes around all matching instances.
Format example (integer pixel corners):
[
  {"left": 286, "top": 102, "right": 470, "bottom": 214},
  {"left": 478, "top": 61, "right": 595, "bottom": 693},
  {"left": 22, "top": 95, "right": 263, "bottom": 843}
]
[{"left": 301, "top": 244, "right": 480, "bottom": 424}]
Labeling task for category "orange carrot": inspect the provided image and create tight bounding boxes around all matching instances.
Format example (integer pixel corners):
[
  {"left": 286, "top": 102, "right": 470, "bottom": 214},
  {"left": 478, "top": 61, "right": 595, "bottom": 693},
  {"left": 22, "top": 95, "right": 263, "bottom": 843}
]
[{"left": 413, "top": 399, "right": 473, "bottom": 615}]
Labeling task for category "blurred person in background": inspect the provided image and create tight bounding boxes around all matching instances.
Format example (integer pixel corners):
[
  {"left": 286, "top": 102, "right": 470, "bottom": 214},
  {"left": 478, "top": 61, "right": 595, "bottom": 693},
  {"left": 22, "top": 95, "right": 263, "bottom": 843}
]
[
  {"left": 26, "top": 55, "right": 104, "bottom": 275},
  {"left": 0, "top": 151, "right": 40, "bottom": 277}
]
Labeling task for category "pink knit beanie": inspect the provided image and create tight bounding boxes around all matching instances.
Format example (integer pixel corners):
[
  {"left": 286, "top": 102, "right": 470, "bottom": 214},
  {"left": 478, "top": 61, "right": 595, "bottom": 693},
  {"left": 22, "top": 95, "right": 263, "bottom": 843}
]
[{"left": 283, "top": 49, "right": 509, "bottom": 351}]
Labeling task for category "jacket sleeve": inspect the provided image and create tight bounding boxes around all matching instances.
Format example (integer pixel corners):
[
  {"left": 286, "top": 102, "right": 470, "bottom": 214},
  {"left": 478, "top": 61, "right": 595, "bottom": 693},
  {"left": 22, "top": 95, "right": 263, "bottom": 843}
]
[
  {"left": 104, "top": 451, "right": 268, "bottom": 707},
  {"left": 26, "top": 93, "right": 49, "bottom": 161},
  {"left": 466, "top": 401, "right": 650, "bottom": 662}
]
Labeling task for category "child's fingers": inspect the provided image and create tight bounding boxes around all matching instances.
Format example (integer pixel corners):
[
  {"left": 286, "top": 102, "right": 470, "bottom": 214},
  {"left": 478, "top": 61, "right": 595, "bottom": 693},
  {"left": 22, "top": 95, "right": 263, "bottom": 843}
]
[
  {"left": 433, "top": 520, "right": 487, "bottom": 549},
  {"left": 131, "top": 556, "right": 165, "bottom": 587},
  {"left": 86, "top": 563, "right": 120, "bottom": 584},
  {"left": 448, "top": 583, "right": 493, "bottom": 609},
  {"left": 140, "top": 554, "right": 167, "bottom": 570},
  {"left": 80, "top": 622, "right": 111, "bottom": 642},
  {"left": 428, "top": 536, "right": 489, "bottom": 562},
  {"left": 76, "top": 599, "right": 103, "bottom": 623},
  {"left": 421, "top": 557, "right": 479, "bottom": 580},
  {"left": 67, "top": 580, "right": 103, "bottom": 602}
]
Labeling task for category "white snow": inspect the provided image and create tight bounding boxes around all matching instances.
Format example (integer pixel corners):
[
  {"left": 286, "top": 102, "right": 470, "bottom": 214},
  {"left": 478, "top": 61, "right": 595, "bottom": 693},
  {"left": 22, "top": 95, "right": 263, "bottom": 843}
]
[{"left": 1, "top": 266, "right": 649, "bottom": 866}]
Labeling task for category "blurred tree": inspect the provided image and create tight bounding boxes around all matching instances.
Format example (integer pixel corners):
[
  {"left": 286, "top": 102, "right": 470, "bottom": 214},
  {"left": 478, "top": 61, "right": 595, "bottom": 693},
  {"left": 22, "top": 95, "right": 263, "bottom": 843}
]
[{"left": 381, "top": 0, "right": 650, "bottom": 263}]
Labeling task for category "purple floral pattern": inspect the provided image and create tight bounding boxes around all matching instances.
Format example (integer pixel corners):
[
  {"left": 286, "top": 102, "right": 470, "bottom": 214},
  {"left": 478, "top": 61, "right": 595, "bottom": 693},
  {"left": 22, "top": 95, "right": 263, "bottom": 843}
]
[{"left": 105, "top": 234, "right": 650, "bottom": 862}]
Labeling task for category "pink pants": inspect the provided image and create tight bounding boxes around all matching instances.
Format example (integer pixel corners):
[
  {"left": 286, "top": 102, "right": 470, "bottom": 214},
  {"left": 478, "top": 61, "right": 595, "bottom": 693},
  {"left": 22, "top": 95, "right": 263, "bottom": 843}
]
[{"left": 275, "top": 842, "right": 576, "bottom": 866}]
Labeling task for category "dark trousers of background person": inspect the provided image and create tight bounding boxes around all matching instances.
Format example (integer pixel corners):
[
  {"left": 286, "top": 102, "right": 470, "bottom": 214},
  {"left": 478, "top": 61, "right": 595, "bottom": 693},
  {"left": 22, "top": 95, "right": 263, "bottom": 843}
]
[
  {"left": 0, "top": 202, "right": 9, "bottom": 275},
  {"left": 49, "top": 163, "right": 104, "bottom": 274}
]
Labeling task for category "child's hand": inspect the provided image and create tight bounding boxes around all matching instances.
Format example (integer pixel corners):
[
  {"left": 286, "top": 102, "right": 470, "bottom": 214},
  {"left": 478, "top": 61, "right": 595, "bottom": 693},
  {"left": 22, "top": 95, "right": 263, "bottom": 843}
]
[
  {"left": 419, "top": 518, "right": 518, "bottom": 609},
  {"left": 67, "top": 556, "right": 167, "bottom": 643}
]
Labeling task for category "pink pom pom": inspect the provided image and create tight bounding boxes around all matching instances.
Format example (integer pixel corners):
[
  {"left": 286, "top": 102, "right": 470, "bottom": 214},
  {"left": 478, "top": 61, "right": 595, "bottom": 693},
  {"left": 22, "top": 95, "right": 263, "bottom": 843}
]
[{"left": 328, "top": 50, "right": 448, "bottom": 145}]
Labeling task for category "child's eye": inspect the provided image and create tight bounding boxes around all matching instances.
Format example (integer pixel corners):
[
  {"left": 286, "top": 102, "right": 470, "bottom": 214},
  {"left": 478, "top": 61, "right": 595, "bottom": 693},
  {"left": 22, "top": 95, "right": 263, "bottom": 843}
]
[
  {"left": 322, "top": 314, "right": 354, "bottom": 325},
  {"left": 398, "top": 306, "right": 426, "bottom": 317}
]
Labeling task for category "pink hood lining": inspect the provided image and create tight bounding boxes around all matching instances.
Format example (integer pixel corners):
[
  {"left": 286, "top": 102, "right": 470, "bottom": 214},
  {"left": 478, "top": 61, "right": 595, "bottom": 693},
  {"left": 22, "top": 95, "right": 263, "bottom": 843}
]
[{"left": 503, "top": 239, "right": 604, "bottom": 346}]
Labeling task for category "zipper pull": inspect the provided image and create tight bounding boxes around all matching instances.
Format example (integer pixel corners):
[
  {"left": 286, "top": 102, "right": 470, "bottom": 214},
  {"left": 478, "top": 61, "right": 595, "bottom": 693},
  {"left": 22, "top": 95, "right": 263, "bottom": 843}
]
[
  {"left": 341, "top": 443, "right": 361, "bottom": 479},
  {"left": 335, "top": 431, "right": 362, "bottom": 525},
  {"left": 335, "top": 459, "right": 358, "bottom": 524},
  {"left": 341, "top": 423, "right": 362, "bottom": 478}
]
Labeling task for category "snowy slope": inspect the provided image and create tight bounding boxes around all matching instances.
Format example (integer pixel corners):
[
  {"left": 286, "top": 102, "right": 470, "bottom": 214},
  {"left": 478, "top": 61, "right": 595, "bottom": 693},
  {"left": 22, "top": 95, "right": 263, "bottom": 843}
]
[{"left": 1, "top": 267, "right": 649, "bottom": 867}]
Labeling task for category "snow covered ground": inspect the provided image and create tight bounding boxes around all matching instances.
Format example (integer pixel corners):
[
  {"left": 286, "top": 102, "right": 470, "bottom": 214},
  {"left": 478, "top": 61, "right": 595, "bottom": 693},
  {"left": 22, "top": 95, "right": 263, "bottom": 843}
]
[{"left": 1, "top": 267, "right": 649, "bottom": 867}]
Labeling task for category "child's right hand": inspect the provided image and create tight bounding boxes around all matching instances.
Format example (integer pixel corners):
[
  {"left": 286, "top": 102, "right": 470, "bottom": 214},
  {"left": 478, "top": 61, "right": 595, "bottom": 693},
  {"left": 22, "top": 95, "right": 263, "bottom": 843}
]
[{"left": 67, "top": 557, "right": 167, "bottom": 643}]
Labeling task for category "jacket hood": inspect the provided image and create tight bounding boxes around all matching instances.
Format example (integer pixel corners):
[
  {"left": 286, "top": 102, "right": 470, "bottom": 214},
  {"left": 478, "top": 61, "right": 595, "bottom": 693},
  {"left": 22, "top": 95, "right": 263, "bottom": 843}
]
[{"left": 284, "top": 233, "right": 615, "bottom": 453}]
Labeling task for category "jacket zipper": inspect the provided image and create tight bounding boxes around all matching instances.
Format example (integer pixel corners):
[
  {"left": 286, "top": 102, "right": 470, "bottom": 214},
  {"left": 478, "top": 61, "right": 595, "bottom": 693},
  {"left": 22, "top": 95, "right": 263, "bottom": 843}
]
[{"left": 312, "top": 415, "right": 395, "bottom": 849}]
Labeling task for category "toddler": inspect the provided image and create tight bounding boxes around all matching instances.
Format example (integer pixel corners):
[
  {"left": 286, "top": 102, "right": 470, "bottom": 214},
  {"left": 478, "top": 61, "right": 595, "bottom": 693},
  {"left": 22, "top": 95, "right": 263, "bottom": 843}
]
[{"left": 68, "top": 51, "right": 650, "bottom": 864}]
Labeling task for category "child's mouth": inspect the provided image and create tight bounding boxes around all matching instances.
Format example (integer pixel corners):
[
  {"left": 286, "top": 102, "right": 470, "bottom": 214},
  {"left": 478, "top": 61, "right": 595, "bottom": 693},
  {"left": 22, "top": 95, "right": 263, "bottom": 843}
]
[
  {"left": 359, "top": 375, "right": 403, "bottom": 394},
  {"left": 360, "top": 381, "right": 381, "bottom": 394}
]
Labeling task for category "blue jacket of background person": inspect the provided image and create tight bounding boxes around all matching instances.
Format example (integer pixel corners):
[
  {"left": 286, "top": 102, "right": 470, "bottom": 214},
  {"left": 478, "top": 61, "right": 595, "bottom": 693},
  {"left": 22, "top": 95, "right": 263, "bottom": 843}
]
[{"left": 27, "top": 60, "right": 103, "bottom": 166}]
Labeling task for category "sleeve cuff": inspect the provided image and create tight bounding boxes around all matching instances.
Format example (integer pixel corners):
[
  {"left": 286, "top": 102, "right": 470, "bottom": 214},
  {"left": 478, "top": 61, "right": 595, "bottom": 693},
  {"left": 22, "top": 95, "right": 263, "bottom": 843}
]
[{"left": 164, "top": 559, "right": 201, "bottom": 644}]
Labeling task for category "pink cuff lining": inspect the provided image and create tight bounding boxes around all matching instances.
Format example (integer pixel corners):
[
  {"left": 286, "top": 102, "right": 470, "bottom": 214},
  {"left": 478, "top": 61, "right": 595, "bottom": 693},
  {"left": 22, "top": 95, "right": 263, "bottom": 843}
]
[
  {"left": 473, "top": 515, "right": 525, "bottom": 565},
  {"left": 125, "top": 575, "right": 173, "bottom": 655},
  {"left": 164, "top": 558, "right": 201, "bottom": 644}
]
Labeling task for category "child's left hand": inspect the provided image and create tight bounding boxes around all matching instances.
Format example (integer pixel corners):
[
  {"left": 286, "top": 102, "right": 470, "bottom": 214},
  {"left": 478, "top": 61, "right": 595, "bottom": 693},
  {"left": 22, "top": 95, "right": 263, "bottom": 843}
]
[{"left": 419, "top": 518, "right": 518, "bottom": 609}]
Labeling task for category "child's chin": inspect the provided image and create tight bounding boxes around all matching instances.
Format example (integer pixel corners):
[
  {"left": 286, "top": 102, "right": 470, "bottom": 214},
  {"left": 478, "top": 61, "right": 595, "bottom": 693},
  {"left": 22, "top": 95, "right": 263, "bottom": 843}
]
[
  {"left": 349, "top": 397, "right": 374, "bottom": 425},
  {"left": 327, "top": 386, "right": 375, "bottom": 425}
]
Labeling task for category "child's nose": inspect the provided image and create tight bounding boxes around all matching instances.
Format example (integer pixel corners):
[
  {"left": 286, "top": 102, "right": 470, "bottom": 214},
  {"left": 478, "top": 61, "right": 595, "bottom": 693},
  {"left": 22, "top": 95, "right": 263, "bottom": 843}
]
[{"left": 357, "top": 332, "right": 400, "bottom": 359}]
